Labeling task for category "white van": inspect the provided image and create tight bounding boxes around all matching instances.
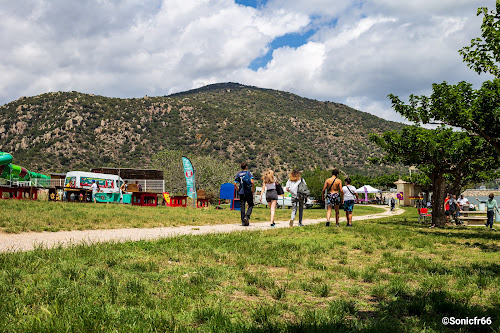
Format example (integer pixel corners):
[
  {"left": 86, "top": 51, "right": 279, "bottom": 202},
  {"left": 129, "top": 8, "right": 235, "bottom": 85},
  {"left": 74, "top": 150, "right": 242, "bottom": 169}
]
[
  {"left": 64, "top": 171, "right": 123, "bottom": 193},
  {"left": 64, "top": 171, "right": 123, "bottom": 203},
  {"left": 254, "top": 186, "right": 316, "bottom": 208}
]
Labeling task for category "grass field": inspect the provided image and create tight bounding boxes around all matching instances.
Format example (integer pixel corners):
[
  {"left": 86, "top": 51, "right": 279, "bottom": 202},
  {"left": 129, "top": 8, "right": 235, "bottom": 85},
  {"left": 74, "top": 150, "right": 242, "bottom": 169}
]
[
  {"left": 0, "top": 200, "right": 384, "bottom": 233},
  {"left": 0, "top": 207, "right": 498, "bottom": 332}
]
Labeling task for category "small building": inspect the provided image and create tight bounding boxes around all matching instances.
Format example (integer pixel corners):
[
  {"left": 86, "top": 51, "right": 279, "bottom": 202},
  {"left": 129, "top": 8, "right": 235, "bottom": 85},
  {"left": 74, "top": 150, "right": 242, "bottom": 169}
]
[
  {"left": 394, "top": 179, "right": 424, "bottom": 206},
  {"left": 90, "top": 168, "right": 164, "bottom": 193},
  {"left": 49, "top": 173, "right": 68, "bottom": 188}
]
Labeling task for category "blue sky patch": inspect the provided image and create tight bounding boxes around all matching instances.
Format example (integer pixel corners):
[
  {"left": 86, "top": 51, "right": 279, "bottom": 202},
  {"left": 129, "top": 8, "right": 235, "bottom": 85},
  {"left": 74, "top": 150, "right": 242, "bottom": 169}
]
[
  {"left": 234, "top": 0, "right": 268, "bottom": 9},
  {"left": 249, "top": 29, "right": 316, "bottom": 71}
]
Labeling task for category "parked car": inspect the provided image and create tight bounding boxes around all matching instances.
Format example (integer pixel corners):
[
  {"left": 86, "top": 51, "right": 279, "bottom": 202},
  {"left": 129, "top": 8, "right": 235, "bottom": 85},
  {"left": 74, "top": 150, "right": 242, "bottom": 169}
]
[{"left": 253, "top": 186, "right": 316, "bottom": 208}]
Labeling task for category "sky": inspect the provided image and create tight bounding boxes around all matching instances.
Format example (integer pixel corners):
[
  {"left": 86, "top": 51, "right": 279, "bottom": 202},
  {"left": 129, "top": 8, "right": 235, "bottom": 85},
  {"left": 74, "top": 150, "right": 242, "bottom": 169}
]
[{"left": 0, "top": 0, "right": 495, "bottom": 123}]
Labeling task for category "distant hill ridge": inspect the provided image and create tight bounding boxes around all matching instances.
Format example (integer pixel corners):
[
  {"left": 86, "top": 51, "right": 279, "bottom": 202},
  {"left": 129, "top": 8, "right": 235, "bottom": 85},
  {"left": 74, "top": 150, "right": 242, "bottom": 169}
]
[{"left": 0, "top": 82, "right": 404, "bottom": 176}]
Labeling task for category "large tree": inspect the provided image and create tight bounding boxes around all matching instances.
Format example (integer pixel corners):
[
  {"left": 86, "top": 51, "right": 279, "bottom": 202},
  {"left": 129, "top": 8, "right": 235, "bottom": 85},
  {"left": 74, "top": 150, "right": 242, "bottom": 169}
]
[
  {"left": 388, "top": 79, "right": 500, "bottom": 156},
  {"left": 370, "top": 126, "right": 496, "bottom": 227},
  {"left": 445, "top": 157, "right": 500, "bottom": 197}
]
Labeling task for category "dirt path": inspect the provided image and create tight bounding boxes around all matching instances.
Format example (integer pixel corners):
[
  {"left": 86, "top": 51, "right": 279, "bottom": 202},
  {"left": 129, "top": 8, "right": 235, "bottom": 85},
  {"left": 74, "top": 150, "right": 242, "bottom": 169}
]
[{"left": 0, "top": 206, "right": 404, "bottom": 253}]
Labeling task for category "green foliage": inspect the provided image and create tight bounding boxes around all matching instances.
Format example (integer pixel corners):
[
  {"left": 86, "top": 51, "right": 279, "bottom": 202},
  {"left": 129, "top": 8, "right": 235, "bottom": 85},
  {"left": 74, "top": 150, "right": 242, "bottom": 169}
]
[
  {"left": 389, "top": 79, "right": 500, "bottom": 156},
  {"left": 350, "top": 173, "right": 401, "bottom": 190},
  {"left": 402, "top": 173, "right": 431, "bottom": 188},
  {"left": 301, "top": 168, "right": 333, "bottom": 202},
  {"left": 459, "top": 3, "right": 500, "bottom": 77},
  {"left": 370, "top": 125, "right": 498, "bottom": 226},
  {"left": 152, "top": 149, "right": 238, "bottom": 198}
]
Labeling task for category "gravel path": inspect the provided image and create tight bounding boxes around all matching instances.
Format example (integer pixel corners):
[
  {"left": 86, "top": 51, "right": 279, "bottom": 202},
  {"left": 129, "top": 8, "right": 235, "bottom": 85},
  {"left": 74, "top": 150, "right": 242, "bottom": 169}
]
[{"left": 0, "top": 206, "right": 404, "bottom": 253}]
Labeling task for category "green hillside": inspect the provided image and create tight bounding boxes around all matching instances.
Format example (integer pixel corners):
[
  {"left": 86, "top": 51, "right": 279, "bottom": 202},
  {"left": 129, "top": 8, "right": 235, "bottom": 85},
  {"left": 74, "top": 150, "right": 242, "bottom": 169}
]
[{"left": 0, "top": 83, "right": 404, "bottom": 177}]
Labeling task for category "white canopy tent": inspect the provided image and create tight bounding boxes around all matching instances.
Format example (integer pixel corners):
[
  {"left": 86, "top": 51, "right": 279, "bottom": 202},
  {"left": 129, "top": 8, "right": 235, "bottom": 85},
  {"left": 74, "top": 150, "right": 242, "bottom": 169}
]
[
  {"left": 355, "top": 185, "right": 382, "bottom": 193},
  {"left": 356, "top": 185, "right": 382, "bottom": 203}
]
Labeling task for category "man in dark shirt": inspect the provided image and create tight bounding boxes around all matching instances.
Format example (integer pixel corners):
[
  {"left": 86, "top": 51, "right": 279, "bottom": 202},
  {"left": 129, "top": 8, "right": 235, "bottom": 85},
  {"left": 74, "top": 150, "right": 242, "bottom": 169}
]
[{"left": 234, "top": 162, "right": 255, "bottom": 226}]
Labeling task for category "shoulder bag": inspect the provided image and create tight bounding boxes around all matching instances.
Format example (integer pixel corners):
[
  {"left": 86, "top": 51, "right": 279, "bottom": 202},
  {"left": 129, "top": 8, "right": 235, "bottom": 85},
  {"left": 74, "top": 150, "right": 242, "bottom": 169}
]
[{"left": 275, "top": 181, "right": 284, "bottom": 195}]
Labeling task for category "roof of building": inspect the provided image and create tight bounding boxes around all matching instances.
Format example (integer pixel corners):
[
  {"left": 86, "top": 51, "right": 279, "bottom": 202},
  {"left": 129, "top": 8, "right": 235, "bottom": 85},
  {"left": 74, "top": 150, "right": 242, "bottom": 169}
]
[
  {"left": 90, "top": 168, "right": 164, "bottom": 180},
  {"left": 49, "top": 173, "right": 67, "bottom": 179}
]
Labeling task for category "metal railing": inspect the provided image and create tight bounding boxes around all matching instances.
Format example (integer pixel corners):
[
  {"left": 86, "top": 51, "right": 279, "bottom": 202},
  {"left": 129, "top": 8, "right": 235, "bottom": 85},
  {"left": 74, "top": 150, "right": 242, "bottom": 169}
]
[
  {"left": 123, "top": 179, "right": 165, "bottom": 193},
  {"left": 0, "top": 178, "right": 52, "bottom": 188}
]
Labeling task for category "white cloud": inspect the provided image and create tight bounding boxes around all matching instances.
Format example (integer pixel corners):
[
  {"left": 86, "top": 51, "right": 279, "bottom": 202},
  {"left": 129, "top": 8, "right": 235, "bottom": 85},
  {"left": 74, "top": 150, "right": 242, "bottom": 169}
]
[
  {"left": 0, "top": 0, "right": 495, "bottom": 124},
  {"left": 265, "top": 0, "right": 354, "bottom": 18},
  {"left": 233, "top": 0, "right": 492, "bottom": 121},
  {"left": 345, "top": 96, "right": 408, "bottom": 124},
  {"left": 238, "top": 42, "right": 326, "bottom": 94}
]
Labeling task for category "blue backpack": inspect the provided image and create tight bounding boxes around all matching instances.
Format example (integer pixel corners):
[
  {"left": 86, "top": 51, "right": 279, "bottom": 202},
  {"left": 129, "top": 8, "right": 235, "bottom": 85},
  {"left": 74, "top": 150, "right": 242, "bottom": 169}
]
[{"left": 240, "top": 171, "right": 253, "bottom": 193}]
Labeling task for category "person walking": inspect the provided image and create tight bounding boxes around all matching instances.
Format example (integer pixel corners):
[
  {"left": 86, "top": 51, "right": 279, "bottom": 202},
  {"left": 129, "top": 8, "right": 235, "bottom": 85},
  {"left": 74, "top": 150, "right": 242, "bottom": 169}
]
[
  {"left": 261, "top": 169, "right": 279, "bottom": 227},
  {"left": 120, "top": 180, "right": 128, "bottom": 193},
  {"left": 485, "top": 193, "right": 499, "bottom": 230},
  {"left": 286, "top": 169, "right": 306, "bottom": 227},
  {"left": 91, "top": 180, "right": 98, "bottom": 203},
  {"left": 445, "top": 194, "right": 458, "bottom": 224},
  {"left": 342, "top": 177, "right": 358, "bottom": 227},
  {"left": 234, "top": 162, "right": 255, "bottom": 226},
  {"left": 322, "top": 169, "right": 343, "bottom": 226}
]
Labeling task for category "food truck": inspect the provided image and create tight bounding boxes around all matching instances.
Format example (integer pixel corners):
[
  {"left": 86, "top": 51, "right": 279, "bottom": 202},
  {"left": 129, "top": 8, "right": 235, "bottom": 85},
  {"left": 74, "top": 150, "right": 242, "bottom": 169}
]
[{"left": 64, "top": 171, "right": 123, "bottom": 203}]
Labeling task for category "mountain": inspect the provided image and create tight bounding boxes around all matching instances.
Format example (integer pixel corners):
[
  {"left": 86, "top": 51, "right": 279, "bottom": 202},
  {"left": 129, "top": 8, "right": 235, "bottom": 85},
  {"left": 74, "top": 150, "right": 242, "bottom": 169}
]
[{"left": 0, "top": 82, "right": 404, "bottom": 177}]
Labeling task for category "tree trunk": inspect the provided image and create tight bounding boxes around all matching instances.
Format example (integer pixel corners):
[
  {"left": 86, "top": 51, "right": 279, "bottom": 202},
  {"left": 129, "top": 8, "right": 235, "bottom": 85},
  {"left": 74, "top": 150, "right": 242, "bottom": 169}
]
[{"left": 431, "top": 172, "right": 447, "bottom": 227}]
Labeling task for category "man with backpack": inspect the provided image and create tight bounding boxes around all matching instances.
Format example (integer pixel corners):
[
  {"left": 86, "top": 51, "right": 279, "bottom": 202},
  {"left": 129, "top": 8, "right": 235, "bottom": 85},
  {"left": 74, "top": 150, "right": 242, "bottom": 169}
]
[{"left": 234, "top": 162, "right": 255, "bottom": 226}]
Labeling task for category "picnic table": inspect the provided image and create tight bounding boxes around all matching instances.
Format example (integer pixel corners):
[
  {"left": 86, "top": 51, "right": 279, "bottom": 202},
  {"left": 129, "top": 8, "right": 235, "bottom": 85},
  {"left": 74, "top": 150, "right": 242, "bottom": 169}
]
[{"left": 457, "top": 210, "right": 488, "bottom": 226}]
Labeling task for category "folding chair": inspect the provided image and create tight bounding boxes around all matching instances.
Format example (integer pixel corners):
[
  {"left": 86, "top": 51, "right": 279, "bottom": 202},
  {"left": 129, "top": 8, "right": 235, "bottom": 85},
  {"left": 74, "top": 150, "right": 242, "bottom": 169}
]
[{"left": 419, "top": 208, "right": 431, "bottom": 223}]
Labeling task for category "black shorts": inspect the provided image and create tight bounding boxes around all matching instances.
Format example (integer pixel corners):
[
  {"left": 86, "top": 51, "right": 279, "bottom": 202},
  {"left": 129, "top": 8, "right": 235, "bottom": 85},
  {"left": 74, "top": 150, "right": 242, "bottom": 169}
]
[
  {"left": 266, "top": 189, "right": 278, "bottom": 202},
  {"left": 445, "top": 210, "right": 455, "bottom": 216}
]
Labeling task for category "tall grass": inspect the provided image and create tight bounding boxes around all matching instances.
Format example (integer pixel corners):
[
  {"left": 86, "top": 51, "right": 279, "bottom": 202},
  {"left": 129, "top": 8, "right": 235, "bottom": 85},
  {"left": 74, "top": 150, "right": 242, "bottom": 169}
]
[{"left": 0, "top": 207, "right": 498, "bottom": 332}]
